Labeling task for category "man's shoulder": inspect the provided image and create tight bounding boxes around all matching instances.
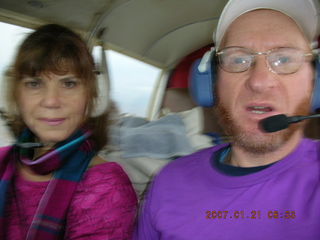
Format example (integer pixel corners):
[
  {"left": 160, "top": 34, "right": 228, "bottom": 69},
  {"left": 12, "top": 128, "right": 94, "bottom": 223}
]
[
  {"left": 302, "top": 138, "right": 320, "bottom": 154},
  {"left": 154, "top": 144, "right": 227, "bottom": 182},
  {"left": 305, "top": 137, "right": 320, "bottom": 146}
]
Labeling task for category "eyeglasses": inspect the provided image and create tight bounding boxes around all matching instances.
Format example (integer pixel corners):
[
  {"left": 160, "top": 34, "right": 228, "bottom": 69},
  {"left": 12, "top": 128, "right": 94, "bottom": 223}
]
[{"left": 216, "top": 47, "right": 313, "bottom": 74}]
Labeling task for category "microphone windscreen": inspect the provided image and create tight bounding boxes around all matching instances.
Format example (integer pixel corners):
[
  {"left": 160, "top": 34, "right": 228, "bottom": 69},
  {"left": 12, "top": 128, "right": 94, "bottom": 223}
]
[{"left": 260, "top": 114, "right": 289, "bottom": 133}]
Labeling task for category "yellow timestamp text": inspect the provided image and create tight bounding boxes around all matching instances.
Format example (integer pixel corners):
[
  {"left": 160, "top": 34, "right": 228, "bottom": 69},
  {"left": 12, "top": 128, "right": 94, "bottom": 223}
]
[{"left": 205, "top": 210, "right": 296, "bottom": 220}]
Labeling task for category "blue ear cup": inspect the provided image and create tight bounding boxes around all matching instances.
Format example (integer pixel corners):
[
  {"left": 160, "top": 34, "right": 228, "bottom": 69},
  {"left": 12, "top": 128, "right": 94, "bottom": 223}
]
[
  {"left": 311, "top": 55, "right": 320, "bottom": 113},
  {"left": 189, "top": 51, "right": 217, "bottom": 107}
]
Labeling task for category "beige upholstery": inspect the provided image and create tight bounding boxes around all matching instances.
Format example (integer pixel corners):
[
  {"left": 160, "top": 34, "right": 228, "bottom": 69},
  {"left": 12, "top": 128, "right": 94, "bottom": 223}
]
[{"left": 162, "top": 88, "right": 224, "bottom": 135}]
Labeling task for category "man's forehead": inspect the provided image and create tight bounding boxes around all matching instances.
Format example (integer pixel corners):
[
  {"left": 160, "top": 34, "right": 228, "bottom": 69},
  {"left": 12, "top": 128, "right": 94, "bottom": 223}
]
[
  {"left": 214, "top": 0, "right": 320, "bottom": 51},
  {"left": 228, "top": 9, "right": 303, "bottom": 32},
  {"left": 221, "top": 9, "right": 310, "bottom": 50}
]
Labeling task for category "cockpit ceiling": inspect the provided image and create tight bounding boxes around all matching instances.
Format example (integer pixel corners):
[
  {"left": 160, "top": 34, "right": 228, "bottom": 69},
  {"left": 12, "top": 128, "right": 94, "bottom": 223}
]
[{"left": 0, "top": 0, "right": 227, "bottom": 68}]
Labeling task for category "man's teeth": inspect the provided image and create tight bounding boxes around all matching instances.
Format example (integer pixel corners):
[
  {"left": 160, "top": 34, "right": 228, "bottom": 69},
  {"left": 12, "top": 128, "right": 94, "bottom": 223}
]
[
  {"left": 250, "top": 106, "right": 272, "bottom": 114},
  {"left": 252, "top": 110, "right": 266, "bottom": 114}
]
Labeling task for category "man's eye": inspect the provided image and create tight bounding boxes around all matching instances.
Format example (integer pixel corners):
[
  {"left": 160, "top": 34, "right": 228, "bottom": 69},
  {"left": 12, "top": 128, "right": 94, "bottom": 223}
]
[
  {"left": 271, "top": 54, "right": 293, "bottom": 67},
  {"left": 233, "top": 57, "right": 248, "bottom": 64},
  {"left": 227, "top": 54, "right": 251, "bottom": 65},
  {"left": 277, "top": 56, "right": 291, "bottom": 64}
]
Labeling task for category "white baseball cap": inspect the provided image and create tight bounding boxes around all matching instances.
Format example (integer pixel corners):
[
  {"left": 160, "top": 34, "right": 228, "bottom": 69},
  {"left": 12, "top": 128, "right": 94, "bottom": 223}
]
[{"left": 214, "top": 0, "right": 320, "bottom": 50}]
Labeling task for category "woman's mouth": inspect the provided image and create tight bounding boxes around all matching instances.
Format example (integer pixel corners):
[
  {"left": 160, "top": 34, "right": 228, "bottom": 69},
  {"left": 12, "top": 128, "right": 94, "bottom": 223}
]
[{"left": 40, "top": 118, "right": 66, "bottom": 126}]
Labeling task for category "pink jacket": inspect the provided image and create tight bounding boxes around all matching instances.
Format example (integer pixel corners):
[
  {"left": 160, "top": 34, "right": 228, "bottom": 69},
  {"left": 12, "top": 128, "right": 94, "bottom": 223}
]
[{"left": 6, "top": 162, "right": 137, "bottom": 239}]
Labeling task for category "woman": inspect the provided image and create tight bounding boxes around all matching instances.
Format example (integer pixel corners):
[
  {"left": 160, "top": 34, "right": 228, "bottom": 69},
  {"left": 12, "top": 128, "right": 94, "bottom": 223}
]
[{"left": 0, "top": 24, "right": 137, "bottom": 239}]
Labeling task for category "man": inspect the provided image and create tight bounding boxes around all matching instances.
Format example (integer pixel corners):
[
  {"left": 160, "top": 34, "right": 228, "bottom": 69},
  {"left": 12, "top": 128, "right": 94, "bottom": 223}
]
[{"left": 134, "top": 0, "right": 320, "bottom": 239}]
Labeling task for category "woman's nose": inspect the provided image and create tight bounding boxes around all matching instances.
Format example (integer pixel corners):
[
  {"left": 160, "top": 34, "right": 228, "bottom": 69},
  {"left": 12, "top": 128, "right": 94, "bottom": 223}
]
[{"left": 40, "top": 86, "right": 61, "bottom": 108}]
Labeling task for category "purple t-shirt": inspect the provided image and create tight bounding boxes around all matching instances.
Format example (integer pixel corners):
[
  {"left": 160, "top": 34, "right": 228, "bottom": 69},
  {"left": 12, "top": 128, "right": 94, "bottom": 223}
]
[{"left": 134, "top": 138, "right": 320, "bottom": 240}]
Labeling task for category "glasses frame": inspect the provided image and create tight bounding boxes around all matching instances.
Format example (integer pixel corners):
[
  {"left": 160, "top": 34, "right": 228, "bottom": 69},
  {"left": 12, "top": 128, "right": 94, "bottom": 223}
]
[{"left": 216, "top": 46, "right": 314, "bottom": 75}]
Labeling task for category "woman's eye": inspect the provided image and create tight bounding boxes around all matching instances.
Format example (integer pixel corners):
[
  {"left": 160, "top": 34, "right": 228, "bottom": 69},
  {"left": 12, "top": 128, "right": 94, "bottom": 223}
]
[
  {"left": 63, "top": 80, "right": 78, "bottom": 88},
  {"left": 24, "top": 80, "right": 41, "bottom": 89}
]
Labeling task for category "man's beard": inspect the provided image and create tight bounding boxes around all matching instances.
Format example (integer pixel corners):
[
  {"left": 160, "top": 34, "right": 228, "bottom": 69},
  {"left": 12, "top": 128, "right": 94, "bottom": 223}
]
[{"left": 216, "top": 98, "right": 310, "bottom": 154}]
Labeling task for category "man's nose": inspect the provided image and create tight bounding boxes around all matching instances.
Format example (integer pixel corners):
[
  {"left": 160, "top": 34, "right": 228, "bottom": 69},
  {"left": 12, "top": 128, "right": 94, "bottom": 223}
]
[{"left": 245, "top": 56, "right": 278, "bottom": 93}]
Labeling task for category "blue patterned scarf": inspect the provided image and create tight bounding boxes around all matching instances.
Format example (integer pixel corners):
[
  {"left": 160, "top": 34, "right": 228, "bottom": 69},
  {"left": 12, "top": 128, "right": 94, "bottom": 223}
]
[{"left": 0, "top": 127, "right": 96, "bottom": 239}]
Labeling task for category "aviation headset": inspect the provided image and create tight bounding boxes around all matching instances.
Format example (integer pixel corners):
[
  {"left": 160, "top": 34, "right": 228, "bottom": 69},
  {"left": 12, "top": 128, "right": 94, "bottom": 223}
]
[
  {"left": 190, "top": 0, "right": 320, "bottom": 113},
  {"left": 90, "top": 45, "right": 110, "bottom": 117},
  {"left": 190, "top": 48, "right": 320, "bottom": 113},
  {"left": 89, "top": 27, "right": 111, "bottom": 118}
]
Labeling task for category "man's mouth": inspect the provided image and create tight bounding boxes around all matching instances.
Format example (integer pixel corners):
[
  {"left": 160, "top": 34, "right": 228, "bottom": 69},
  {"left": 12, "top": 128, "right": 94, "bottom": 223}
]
[{"left": 247, "top": 106, "right": 273, "bottom": 114}]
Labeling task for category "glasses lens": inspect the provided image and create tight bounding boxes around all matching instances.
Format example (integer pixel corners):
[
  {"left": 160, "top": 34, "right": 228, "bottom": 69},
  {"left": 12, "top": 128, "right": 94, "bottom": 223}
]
[
  {"left": 218, "top": 47, "right": 253, "bottom": 73},
  {"left": 268, "top": 48, "right": 305, "bottom": 74}
]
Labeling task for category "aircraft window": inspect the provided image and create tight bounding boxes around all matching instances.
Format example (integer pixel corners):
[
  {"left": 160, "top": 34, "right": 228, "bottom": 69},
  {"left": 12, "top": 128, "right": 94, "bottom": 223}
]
[
  {"left": 0, "top": 22, "right": 33, "bottom": 109},
  {"left": 93, "top": 48, "right": 161, "bottom": 118}
]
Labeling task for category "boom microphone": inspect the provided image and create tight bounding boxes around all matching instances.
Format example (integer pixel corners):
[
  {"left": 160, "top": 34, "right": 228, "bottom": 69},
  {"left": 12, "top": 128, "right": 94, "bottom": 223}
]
[
  {"left": 15, "top": 142, "right": 44, "bottom": 148},
  {"left": 260, "top": 113, "right": 320, "bottom": 133}
]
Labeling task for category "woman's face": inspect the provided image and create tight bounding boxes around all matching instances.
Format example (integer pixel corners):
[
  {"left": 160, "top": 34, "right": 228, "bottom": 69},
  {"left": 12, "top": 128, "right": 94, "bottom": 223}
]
[{"left": 17, "top": 72, "right": 88, "bottom": 146}]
